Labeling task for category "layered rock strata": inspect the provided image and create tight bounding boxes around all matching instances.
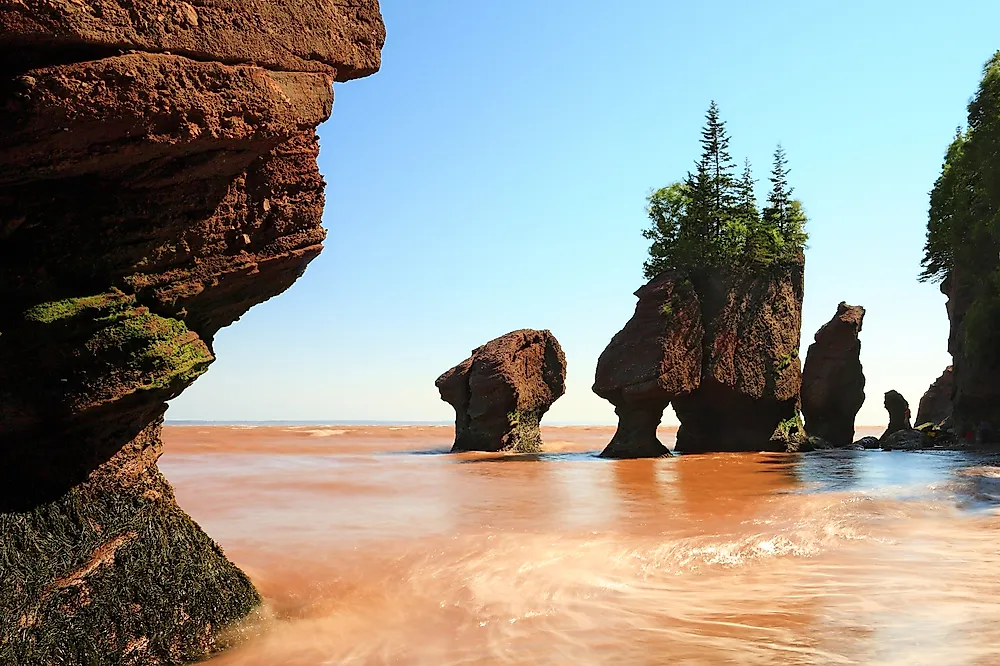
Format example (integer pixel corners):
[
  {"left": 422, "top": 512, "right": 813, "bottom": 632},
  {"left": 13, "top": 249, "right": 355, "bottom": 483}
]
[
  {"left": 0, "top": 2, "right": 385, "bottom": 663},
  {"left": 594, "top": 259, "right": 804, "bottom": 457},
  {"left": 437, "top": 330, "right": 567, "bottom": 453},
  {"left": 800, "top": 302, "right": 866, "bottom": 447}
]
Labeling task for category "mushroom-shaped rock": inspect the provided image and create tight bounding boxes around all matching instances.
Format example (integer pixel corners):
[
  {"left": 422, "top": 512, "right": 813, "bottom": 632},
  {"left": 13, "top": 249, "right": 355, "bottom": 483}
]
[
  {"left": 594, "top": 258, "right": 804, "bottom": 457},
  {"left": 880, "top": 390, "right": 912, "bottom": 440},
  {"left": 915, "top": 366, "right": 954, "bottom": 427},
  {"left": 437, "top": 329, "right": 566, "bottom": 453},
  {"left": 801, "top": 302, "right": 866, "bottom": 447},
  {"left": 592, "top": 273, "right": 702, "bottom": 458}
]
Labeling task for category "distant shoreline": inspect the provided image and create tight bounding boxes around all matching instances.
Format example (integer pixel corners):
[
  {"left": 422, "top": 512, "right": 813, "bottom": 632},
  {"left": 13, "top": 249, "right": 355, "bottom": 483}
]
[{"left": 164, "top": 420, "right": 886, "bottom": 428}]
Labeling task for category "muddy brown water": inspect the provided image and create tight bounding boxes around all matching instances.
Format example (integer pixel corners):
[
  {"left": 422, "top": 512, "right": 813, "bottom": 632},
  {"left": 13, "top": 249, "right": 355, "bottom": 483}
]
[{"left": 159, "top": 424, "right": 1000, "bottom": 665}]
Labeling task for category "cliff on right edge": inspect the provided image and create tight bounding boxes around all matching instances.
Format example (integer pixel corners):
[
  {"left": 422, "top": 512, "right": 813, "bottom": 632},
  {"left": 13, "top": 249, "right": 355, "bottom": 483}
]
[{"left": 921, "top": 52, "right": 1000, "bottom": 443}]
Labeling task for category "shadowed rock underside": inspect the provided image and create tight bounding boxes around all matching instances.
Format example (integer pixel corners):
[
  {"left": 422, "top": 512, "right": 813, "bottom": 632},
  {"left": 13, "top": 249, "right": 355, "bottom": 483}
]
[{"left": 0, "top": 2, "right": 384, "bottom": 663}]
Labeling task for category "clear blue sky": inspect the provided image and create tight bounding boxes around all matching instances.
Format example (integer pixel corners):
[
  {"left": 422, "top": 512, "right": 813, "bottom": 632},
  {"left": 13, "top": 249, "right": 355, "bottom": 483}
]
[{"left": 170, "top": 0, "right": 998, "bottom": 426}]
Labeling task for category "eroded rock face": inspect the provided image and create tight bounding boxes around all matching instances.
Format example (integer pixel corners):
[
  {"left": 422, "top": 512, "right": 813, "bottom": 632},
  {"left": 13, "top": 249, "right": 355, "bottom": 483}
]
[
  {"left": 800, "top": 302, "right": 866, "bottom": 447},
  {"left": 592, "top": 273, "right": 701, "bottom": 458},
  {"left": 0, "top": 3, "right": 384, "bottom": 663},
  {"left": 594, "top": 259, "right": 804, "bottom": 456},
  {"left": 880, "top": 390, "right": 912, "bottom": 440},
  {"left": 916, "top": 366, "right": 954, "bottom": 427},
  {"left": 942, "top": 269, "right": 1000, "bottom": 442},
  {"left": 437, "top": 330, "right": 567, "bottom": 453}
]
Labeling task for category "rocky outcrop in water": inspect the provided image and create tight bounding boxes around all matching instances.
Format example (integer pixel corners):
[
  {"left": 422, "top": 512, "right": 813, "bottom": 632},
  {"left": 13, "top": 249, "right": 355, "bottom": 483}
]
[
  {"left": 916, "top": 366, "right": 954, "bottom": 427},
  {"left": 0, "top": 2, "right": 385, "bottom": 663},
  {"left": 594, "top": 259, "right": 804, "bottom": 457},
  {"left": 880, "top": 390, "right": 912, "bottom": 441},
  {"left": 800, "top": 302, "right": 866, "bottom": 447},
  {"left": 437, "top": 329, "right": 567, "bottom": 453},
  {"left": 592, "top": 274, "right": 701, "bottom": 458}
]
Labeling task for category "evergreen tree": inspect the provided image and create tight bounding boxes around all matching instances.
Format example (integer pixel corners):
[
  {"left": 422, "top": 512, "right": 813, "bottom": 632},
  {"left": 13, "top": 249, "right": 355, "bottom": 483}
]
[
  {"left": 697, "top": 101, "right": 738, "bottom": 245},
  {"left": 761, "top": 145, "right": 808, "bottom": 260},
  {"left": 736, "top": 159, "right": 758, "bottom": 222},
  {"left": 641, "top": 104, "right": 807, "bottom": 278},
  {"left": 763, "top": 145, "right": 792, "bottom": 236}
]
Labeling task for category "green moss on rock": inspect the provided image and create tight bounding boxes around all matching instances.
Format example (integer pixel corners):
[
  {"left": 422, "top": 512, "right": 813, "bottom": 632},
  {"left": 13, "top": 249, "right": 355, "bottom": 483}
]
[
  {"left": 85, "top": 309, "right": 213, "bottom": 392},
  {"left": 23, "top": 290, "right": 134, "bottom": 324},
  {"left": 22, "top": 291, "right": 214, "bottom": 408},
  {"left": 0, "top": 464, "right": 260, "bottom": 665}
]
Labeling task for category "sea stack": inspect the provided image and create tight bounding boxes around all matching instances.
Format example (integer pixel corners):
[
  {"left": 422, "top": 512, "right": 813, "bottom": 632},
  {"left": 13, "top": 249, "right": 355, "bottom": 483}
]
[
  {"left": 915, "top": 366, "right": 954, "bottom": 427},
  {"left": 594, "top": 256, "right": 804, "bottom": 456},
  {"left": 0, "top": 2, "right": 385, "bottom": 663},
  {"left": 881, "top": 390, "right": 913, "bottom": 440},
  {"left": 592, "top": 274, "right": 701, "bottom": 458},
  {"left": 800, "top": 302, "right": 866, "bottom": 447},
  {"left": 437, "top": 329, "right": 567, "bottom": 453}
]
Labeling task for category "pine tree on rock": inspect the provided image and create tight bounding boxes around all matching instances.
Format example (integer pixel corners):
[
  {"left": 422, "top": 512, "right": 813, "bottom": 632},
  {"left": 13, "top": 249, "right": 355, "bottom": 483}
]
[
  {"left": 641, "top": 103, "right": 808, "bottom": 278},
  {"left": 763, "top": 145, "right": 792, "bottom": 236}
]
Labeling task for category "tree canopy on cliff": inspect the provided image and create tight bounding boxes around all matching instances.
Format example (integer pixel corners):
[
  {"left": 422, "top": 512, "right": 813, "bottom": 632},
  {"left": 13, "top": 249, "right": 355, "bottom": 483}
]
[
  {"left": 642, "top": 102, "right": 808, "bottom": 280},
  {"left": 920, "top": 51, "right": 1000, "bottom": 361}
]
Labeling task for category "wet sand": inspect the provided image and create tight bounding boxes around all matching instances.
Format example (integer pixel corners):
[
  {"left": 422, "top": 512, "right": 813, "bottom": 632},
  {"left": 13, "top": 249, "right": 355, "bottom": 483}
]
[{"left": 159, "top": 425, "right": 1000, "bottom": 665}]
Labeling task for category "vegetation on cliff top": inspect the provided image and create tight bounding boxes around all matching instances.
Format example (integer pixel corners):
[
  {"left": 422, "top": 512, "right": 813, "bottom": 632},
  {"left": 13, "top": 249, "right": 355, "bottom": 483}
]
[
  {"left": 920, "top": 52, "right": 1000, "bottom": 361},
  {"left": 642, "top": 102, "right": 808, "bottom": 280}
]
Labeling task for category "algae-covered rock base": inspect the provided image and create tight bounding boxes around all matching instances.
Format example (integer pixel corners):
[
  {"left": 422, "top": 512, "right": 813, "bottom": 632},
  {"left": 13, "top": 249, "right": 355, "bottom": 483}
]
[
  {"left": 0, "top": 421, "right": 259, "bottom": 665},
  {"left": 0, "top": 1, "right": 385, "bottom": 662}
]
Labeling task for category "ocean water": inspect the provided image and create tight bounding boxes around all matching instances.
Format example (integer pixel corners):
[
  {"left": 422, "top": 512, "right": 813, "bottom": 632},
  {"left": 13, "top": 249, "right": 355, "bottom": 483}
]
[{"left": 158, "top": 424, "right": 1000, "bottom": 665}]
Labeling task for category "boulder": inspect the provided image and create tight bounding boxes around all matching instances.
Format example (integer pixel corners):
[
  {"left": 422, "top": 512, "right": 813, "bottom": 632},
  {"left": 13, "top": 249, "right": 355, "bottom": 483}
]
[
  {"left": 0, "top": 2, "right": 385, "bottom": 662},
  {"left": 594, "top": 257, "right": 804, "bottom": 456},
  {"left": 915, "top": 366, "right": 954, "bottom": 427},
  {"left": 880, "top": 390, "right": 913, "bottom": 440},
  {"left": 854, "top": 436, "right": 881, "bottom": 450},
  {"left": 801, "top": 302, "right": 866, "bottom": 447},
  {"left": 881, "top": 429, "right": 929, "bottom": 451},
  {"left": 437, "top": 330, "right": 567, "bottom": 453}
]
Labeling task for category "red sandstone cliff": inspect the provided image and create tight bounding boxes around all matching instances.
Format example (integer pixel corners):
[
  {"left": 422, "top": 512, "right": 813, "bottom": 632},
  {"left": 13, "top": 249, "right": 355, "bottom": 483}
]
[{"left": 0, "top": 3, "right": 384, "bottom": 663}]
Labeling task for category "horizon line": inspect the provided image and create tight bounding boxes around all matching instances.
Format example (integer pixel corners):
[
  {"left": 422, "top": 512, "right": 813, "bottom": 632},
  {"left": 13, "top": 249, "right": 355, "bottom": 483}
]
[{"left": 164, "top": 419, "right": 888, "bottom": 428}]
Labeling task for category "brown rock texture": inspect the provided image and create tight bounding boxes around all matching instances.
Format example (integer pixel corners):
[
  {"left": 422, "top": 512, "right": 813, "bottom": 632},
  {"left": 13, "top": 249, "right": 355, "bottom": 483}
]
[
  {"left": 0, "top": 2, "right": 384, "bottom": 663},
  {"left": 915, "top": 366, "right": 954, "bottom": 427},
  {"left": 940, "top": 268, "right": 1000, "bottom": 442},
  {"left": 437, "top": 330, "right": 567, "bottom": 453},
  {"left": 800, "top": 302, "right": 866, "bottom": 447},
  {"left": 592, "top": 273, "right": 701, "bottom": 458},
  {"left": 880, "top": 390, "right": 913, "bottom": 441},
  {"left": 594, "top": 259, "right": 804, "bottom": 457}
]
